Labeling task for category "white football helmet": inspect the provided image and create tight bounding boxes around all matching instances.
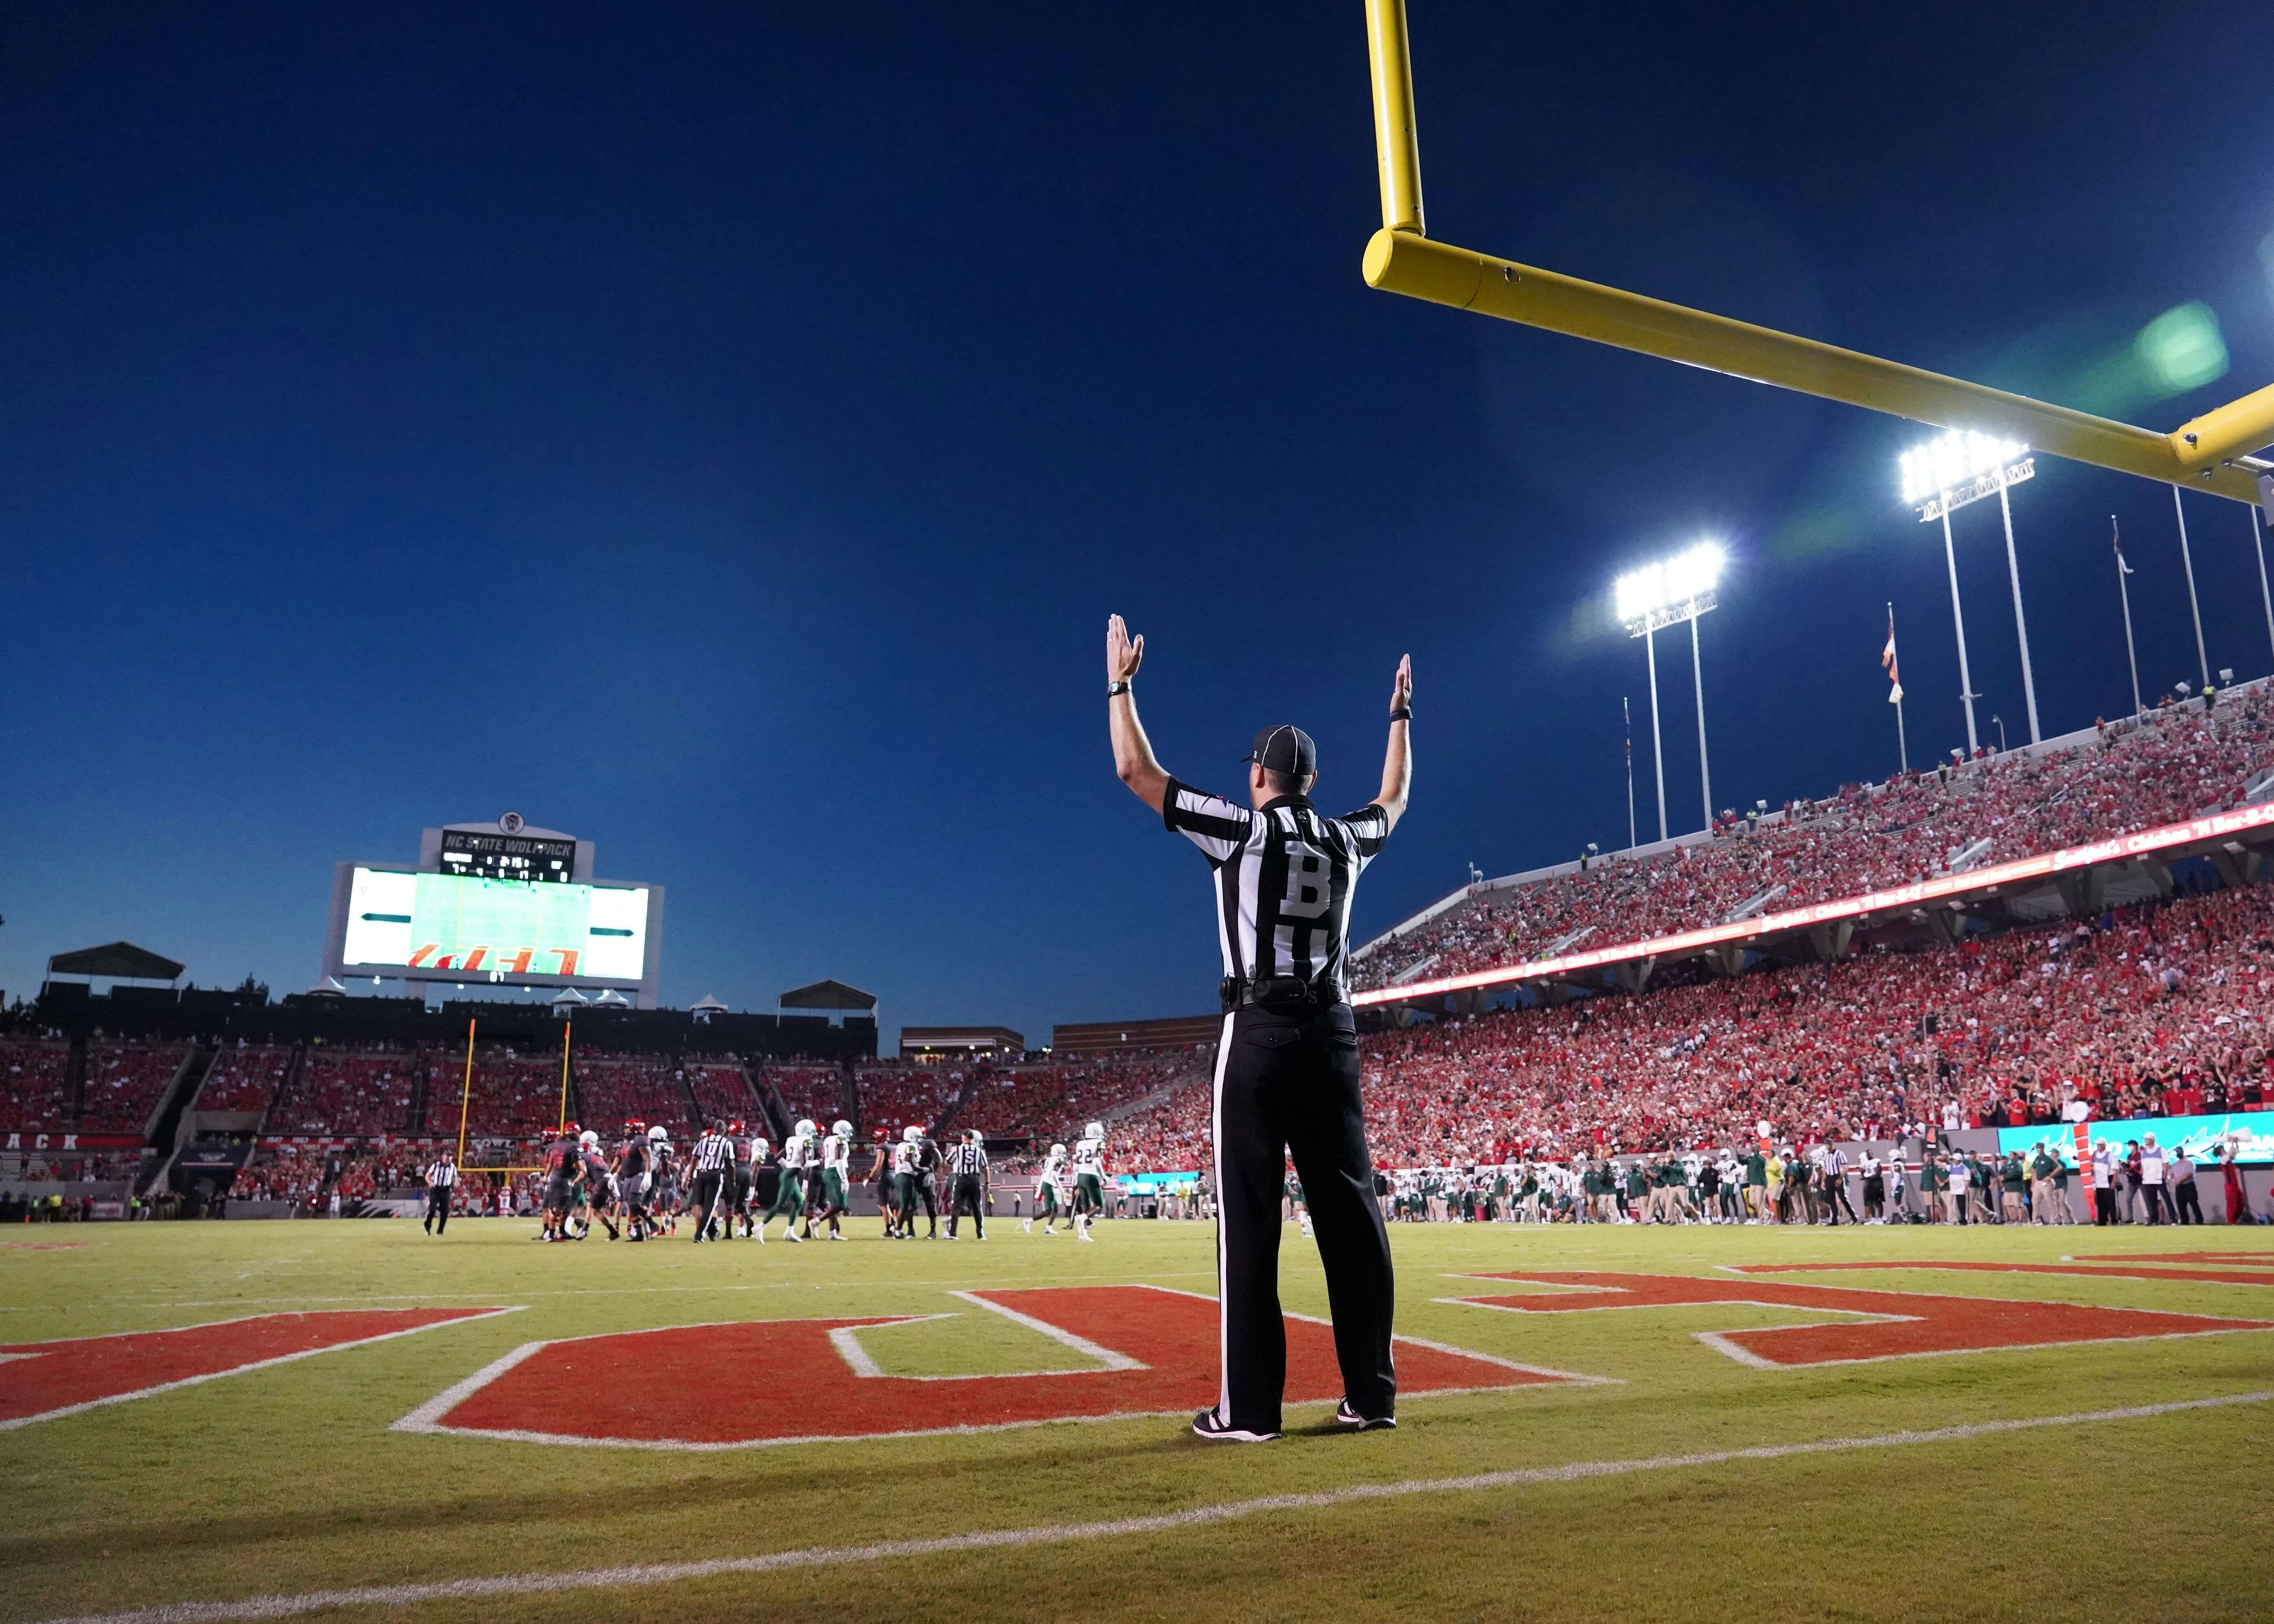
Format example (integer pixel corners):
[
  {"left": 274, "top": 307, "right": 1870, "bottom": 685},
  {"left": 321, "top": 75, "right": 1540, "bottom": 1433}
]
[
  {"left": 1084, "top": 1121, "right": 1103, "bottom": 1141},
  {"left": 648, "top": 1124, "right": 668, "bottom": 1142},
  {"left": 752, "top": 1137, "right": 770, "bottom": 1159},
  {"left": 966, "top": 1128, "right": 984, "bottom": 1144},
  {"left": 1050, "top": 1143, "right": 1066, "bottom": 1157},
  {"left": 578, "top": 1130, "right": 598, "bottom": 1148},
  {"left": 795, "top": 1118, "right": 817, "bottom": 1139},
  {"left": 832, "top": 1120, "right": 852, "bottom": 1139},
  {"left": 903, "top": 1124, "right": 924, "bottom": 1142}
]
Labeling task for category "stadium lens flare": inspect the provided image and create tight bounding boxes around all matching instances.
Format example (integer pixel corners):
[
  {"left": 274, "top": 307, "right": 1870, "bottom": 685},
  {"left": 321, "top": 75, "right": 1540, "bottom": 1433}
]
[{"left": 1614, "top": 541, "right": 1724, "bottom": 630}]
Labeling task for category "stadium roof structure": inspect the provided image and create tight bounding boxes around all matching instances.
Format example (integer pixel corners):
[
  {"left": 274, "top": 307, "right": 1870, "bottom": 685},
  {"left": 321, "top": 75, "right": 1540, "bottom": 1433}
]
[
  {"left": 1358, "top": 796, "right": 2274, "bottom": 1012},
  {"left": 46, "top": 941, "right": 183, "bottom": 982},
  {"left": 1053, "top": 1014, "right": 1225, "bottom": 1054},
  {"left": 779, "top": 978, "right": 877, "bottom": 1013}
]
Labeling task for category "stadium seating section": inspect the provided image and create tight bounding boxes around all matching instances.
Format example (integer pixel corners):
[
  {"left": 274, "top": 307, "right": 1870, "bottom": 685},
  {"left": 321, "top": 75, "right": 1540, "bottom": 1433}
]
[
  {"left": 0, "top": 1040, "right": 73, "bottom": 1131},
  {"left": 763, "top": 1065, "right": 842, "bottom": 1126},
  {"left": 574, "top": 1057, "right": 696, "bottom": 1134},
  {"left": 197, "top": 1044, "right": 294, "bottom": 1114},
  {"left": 78, "top": 1042, "right": 188, "bottom": 1134},
  {"left": 1354, "top": 698, "right": 2274, "bottom": 991},
  {"left": 686, "top": 1061, "right": 758, "bottom": 1126},
  {"left": 268, "top": 1048, "right": 423, "bottom": 1136}
]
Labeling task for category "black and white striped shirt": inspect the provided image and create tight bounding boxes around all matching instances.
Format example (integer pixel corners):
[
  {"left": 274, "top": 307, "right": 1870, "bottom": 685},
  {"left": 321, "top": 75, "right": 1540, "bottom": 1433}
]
[
  {"left": 1162, "top": 780, "right": 1390, "bottom": 994},
  {"left": 424, "top": 1159, "right": 457, "bottom": 1188},
  {"left": 946, "top": 1140, "right": 988, "bottom": 1178},
  {"left": 692, "top": 1130, "right": 732, "bottom": 1173}
]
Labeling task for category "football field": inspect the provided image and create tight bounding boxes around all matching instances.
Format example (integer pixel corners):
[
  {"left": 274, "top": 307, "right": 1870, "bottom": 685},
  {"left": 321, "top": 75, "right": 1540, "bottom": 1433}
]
[{"left": 4, "top": 1216, "right": 2272, "bottom": 1624}]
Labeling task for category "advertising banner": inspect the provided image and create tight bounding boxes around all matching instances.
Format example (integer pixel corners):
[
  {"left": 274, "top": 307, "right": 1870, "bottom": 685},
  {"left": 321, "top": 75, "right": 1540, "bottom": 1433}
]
[{"left": 1996, "top": 1111, "right": 2274, "bottom": 1168}]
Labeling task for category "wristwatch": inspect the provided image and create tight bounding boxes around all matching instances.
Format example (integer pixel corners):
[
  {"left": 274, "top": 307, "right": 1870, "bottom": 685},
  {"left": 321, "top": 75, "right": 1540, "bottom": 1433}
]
[{"left": 1108, "top": 680, "right": 1131, "bottom": 696}]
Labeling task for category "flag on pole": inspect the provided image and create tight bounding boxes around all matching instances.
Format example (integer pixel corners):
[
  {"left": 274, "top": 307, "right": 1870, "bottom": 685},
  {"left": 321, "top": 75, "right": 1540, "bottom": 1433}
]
[
  {"left": 2113, "top": 534, "right": 2134, "bottom": 575},
  {"left": 1880, "top": 607, "right": 1904, "bottom": 705}
]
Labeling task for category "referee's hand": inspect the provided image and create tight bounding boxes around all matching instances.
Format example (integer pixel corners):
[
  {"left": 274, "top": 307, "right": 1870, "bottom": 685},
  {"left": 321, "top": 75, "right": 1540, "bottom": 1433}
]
[
  {"left": 1389, "top": 653, "right": 1412, "bottom": 715},
  {"left": 1107, "top": 614, "right": 1145, "bottom": 682}
]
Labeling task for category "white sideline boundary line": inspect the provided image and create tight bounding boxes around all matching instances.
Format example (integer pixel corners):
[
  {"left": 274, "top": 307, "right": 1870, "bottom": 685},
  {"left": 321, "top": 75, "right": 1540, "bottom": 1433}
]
[
  {"left": 39, "top": 1390, "right": 2272, "bottom": 1624},
  {"left": 0, "top": 1308, "right": 522, "bottom": 1433}
]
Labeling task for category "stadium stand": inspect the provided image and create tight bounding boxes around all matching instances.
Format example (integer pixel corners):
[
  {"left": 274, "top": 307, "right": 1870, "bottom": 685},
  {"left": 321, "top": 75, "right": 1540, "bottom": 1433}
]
[
  {"left": 686, "top": 1059, "right": 760, "bottom": 1126},
  {"left": 458, "top": 1050, "right": 564, "bottom": 1139},
  {"left": 574, "top": 1056, "right": 695, "bottom": 1133},
  {"left": 1097, "top": 882, "right": 2272, "bottom": 1171},
  {"left": 1354, "top": 694, "right": 2274, "bottom": 991},
  {"left": 267, "top": 1046, "right": 422, "bottom": 1136},
  {"left": 0, "top": 1039, "right": 74, "bottom": 1130},
  {"left": 855, "top": 1063, "right": 966, "bottom": 1134},
  {"left": 197, "top": 1043, "right": 294, "bottom": 1114},
  {"left": 763, "top": 1064, "right": 844, "bottom": 1126},
  {"left": 78, "top": 1041, "right": 189, "bottom": 1133}
]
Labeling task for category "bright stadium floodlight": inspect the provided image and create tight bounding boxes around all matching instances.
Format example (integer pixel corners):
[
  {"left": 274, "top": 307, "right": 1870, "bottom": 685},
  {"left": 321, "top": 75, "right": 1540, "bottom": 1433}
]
[
  {"left": 1897, "top": 429, "right": 2044, "bottom": 756},
  {"left": 1617, "top": 540, "right": 1725, "bottom": 840}
]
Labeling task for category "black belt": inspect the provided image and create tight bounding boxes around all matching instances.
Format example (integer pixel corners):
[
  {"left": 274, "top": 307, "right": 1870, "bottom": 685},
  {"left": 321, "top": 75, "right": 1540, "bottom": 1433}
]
[{"left": 1221, "top": 974, "right": 1347, "bottom": 1013}]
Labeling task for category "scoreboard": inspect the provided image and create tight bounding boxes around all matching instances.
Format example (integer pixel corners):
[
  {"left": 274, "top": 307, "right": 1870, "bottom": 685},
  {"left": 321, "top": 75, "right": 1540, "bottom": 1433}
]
[
  {"left": 438, "top": 828, "right": 577, "bottom": 883},
  {"left": 322, "top": 815, "right": 664, "bottom": 1007}
]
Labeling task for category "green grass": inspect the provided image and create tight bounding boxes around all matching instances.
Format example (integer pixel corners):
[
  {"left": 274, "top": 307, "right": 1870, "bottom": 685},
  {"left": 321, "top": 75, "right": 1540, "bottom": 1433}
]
[{"left": 4, "top": 1216, "right": 2272, "bottom": 1623}]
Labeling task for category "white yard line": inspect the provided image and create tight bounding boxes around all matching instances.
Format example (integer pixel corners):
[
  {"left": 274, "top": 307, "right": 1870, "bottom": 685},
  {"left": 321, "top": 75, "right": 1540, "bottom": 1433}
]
[{"left": 33, "top": 1389, "right": 2270, "bottom": 1624}]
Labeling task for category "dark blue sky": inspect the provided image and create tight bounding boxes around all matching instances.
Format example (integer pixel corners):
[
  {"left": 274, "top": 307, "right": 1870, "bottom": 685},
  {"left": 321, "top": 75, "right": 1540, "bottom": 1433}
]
[{"left": 7, "top": 3, "right": 2274, "bottom": 1042}]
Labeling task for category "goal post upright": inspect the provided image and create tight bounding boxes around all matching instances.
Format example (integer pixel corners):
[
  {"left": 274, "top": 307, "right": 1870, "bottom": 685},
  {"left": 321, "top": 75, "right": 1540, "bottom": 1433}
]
[{"left": 1356, "top": 0, "right": 2273, "bottom": 506}]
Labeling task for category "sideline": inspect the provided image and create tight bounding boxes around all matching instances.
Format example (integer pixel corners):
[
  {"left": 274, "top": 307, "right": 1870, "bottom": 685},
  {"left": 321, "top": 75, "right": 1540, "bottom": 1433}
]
[{"left": 33, "top": 1389, "right": 2269, "bottom": 1624}]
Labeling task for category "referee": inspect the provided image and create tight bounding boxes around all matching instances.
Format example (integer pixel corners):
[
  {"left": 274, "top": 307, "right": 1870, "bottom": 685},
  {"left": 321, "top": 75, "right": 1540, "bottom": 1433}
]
[
  {"left": 1105, "top": 614, "right": 1410, "bottom": 1442},
  {"left": 944, "top": 1128, "right": 989, "bottom": 1240},
  {"left": 422, "top": 1150, "right": 457, "bottom": 1236},
  {"left": 689, "top": 1121, "right": 732, "bottom": 1243}
]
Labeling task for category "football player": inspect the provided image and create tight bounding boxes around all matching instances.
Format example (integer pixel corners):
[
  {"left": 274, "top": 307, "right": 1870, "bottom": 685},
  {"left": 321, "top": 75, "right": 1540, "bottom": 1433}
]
[
  {"left": 539, "top": 1122, "right": 580, "bottom": 1242},
  {"left": 757, "top": 1120, "right": 812, "bottom": 1243},
  {"left": 1026, "top": 1141, "right": 1068, "bottom": 1233},
  {"left": 889, "top": 1125, "right": 923, "bottom": 1239},
  {"left": 813, "top": 1119, "right": 852, "bottom": 1239},
  {"left": 1070, "top": 1121, "right": 1106, "bottom": 1241},
  {"left": 614, "top": 1120, "right": 653, "bottom": 1241}
]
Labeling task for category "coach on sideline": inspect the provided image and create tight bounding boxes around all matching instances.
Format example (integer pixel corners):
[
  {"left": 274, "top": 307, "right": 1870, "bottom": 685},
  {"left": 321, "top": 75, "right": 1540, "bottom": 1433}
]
[{"left": 1104, "top": 613, "right": 1410, "bottom": 1442}]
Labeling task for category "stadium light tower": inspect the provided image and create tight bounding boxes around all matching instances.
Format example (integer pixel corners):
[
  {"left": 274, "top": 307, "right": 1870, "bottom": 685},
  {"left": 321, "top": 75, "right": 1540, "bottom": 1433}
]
[
  {"left": 1898, "top": 431, "right": 2039, "bottom": 752},
  {"left": 1617, "top": 541, "right": 1723, "bottom": 837}
]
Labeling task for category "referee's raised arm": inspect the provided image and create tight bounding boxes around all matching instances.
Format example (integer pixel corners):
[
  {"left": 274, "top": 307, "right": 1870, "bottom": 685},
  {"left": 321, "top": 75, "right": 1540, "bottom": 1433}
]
[
  {"left": 1376, "top": 652, "right": 1413, "bottom": 832},
  {"left": 1105, "top": 613, "right": 1169, "bottom": 812}
]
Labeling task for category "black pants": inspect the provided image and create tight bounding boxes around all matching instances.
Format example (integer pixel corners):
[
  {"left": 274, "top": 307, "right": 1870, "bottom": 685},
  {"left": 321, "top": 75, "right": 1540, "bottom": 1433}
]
[
  {"left": 691, "top": 1170, "right": 724, "bottom": 1238},
  {"left": 2094, "top": 1188, "right": 2117, "bottom": 1225},
  {"left": 2173, "top": 1181, "right": 2202, "bottom": 1224},
  {"left": 1212, "top": 1003, "right": 1394, "bottom": 1435},
  {"left": 2140, "top": 1184, "right": 2172, "bottom": 1224},
  {"left": 424, "top": 1186, "right": 450, "bottom": 1234},
  {"left": 949, "top": 1173, "right": 985, "bottom": 1238}
]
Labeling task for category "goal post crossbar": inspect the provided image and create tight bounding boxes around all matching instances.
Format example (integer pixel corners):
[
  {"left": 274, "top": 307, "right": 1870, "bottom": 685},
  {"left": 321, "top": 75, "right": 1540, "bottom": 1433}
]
[{"left": 1358, "top": 0, "right": 2273, "bottom": 507}]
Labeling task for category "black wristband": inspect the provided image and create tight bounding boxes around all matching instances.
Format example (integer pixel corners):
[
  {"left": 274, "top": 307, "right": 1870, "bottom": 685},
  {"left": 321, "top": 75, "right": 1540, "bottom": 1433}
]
[
  {"left": 1390, "top": 706, "right": 1412, "bottom": 722},
  {"left": 1108, "top": 681, "right": 1131, "bottom": 697}
]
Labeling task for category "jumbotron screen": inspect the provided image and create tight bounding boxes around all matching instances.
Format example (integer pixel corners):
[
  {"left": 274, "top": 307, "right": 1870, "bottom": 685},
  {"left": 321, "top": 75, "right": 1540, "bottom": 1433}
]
[{"left": 339, "top": 867, "right": 651, "bottom": 982}]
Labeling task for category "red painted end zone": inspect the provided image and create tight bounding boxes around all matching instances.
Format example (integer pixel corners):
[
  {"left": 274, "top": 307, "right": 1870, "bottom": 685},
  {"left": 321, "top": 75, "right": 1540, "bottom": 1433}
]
[
  {"left": 424, "top": 1286, "right": 1560, "bottom": 1446},
  {"left": 0, "top": 1309, "right": 507, "bottom": 1428},
  {"left": 1449, "top": 1272, "right": 2270, "bottom": 1367},
  {"left": 1727, "top": 1261, "right": 2274, "bottom": 1289}
]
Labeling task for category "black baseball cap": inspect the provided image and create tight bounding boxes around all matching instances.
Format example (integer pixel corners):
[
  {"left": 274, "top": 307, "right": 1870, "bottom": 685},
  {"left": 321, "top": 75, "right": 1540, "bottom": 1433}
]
[{"left": 1243, "top": 724, "right": 1316, "bottom": 778}]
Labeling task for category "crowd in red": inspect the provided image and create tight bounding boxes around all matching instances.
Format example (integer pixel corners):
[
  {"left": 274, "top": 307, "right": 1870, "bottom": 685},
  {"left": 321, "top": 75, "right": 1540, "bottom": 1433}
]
[
  {"left": 1096, "top": 883, "right": 2272, "bottom": 1172},
  {"left": 574, "top": 1057, "right": 695, "bottom": 1134},
  {"left": 196, "top": 1044, "right": 294, "bottom": 1113},
  {"left": 0, "top": 1040, "right": 73, "bottom": 1130},
  {"left": 77, "top": 1043, "right": 189, "bottom": 1133},
  {"left": 269, "top": 1046, "right": 423, "bottom": 1135},
  {"left": 1354, "top": 693, "right": 2274, "bottom": 992}
]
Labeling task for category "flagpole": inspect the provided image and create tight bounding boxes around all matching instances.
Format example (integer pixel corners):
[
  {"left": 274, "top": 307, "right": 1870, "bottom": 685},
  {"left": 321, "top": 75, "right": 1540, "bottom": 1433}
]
[
  {"left": 2172, "top": 485, "right": 2210, "bottom": 693},
  {"left": 1938, "top": 497, "right": 1980, "bottom": 756},
  {"left": 1622, "top": 696, "right": 1636, "bottom": 850},
  {"left": 2113, "top": 516, "right": 2142, "bottom": 717},
  {"left": 1887, "top": 602, "right": 1908, "bottom": 774},
  {"left": 2250, "top": 502, "right": 2274, "bottom": 675}
]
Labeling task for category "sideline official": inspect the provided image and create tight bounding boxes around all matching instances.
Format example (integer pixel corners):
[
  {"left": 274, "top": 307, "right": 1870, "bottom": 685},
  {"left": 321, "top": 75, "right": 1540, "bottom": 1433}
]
[
  {"left": 422, "top": 1151, "right": 457, "bottom": 1235},
  {"left": 1105, "top": 613, "right": 1410, "bottom": 1442}
]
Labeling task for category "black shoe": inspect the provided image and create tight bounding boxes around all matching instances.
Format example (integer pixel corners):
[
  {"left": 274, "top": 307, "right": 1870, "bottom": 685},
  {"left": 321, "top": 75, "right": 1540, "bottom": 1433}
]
[
  {"left": 1333, "top": 1398, "right": 1396, "bottom": 1431},
  {"left": 1191, "top": 1408, "right": 1280, "bottom": 1443}
]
